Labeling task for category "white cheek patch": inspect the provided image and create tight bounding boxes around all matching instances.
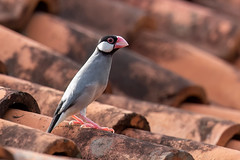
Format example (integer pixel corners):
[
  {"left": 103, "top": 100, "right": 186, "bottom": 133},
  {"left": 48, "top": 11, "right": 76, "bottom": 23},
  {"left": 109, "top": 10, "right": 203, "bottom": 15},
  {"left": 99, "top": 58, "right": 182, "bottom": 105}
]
[{"left": 97, "top": 41, "right": 114, "bottom": 53}]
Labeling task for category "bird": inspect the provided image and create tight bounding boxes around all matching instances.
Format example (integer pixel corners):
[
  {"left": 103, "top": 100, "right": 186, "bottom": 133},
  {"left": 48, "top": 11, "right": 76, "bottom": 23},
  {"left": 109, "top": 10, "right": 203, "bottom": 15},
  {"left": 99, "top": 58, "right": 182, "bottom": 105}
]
[{"left": 47, "top": 35, "right": 128, "bottom": 133}]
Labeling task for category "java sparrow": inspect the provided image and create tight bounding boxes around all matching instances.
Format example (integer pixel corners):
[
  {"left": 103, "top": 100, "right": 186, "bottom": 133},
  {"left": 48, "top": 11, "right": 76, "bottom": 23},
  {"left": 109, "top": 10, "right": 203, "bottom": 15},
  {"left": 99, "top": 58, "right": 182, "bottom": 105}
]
[{"left": 47, "top": 35, "right": 128, "bottom": 133}]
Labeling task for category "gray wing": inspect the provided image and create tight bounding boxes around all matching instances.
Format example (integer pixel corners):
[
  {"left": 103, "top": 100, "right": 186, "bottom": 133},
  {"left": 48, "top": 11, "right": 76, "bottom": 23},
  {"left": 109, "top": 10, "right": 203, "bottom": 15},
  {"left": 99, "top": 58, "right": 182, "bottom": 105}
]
[{"left": 54, "top": 81, "right": 99, "bottom": 116}]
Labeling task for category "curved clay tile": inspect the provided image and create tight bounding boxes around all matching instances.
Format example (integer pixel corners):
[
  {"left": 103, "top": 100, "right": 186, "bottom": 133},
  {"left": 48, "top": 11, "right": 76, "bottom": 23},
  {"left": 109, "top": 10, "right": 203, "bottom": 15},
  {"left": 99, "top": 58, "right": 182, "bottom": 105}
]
[
  {"left": 97, "top": 94, "right": 240, "bottom": 149},
  {"left": 111, "top": 49, "right": 207, "bottom": 106},
  {"left": 24, "top": 12, "right": 100, "bottom": 64},
  {"left": 86, "top": 102, "right": 150, "bottom": 133},
  {"left": 23, "top": 13, "right": 208, "bottom": 106},
  {"left": 3, "top": 146, "right": 82, "bottom": 160},
  {"left": 0, "top": 86, "right": 40, "bottom": 117},
  {"left": 69, "top": 128, "right": 193, "bottom": 160},
  {"left": 0, "top": 119, "right": 79, "bottom": 156},
  {"left": 181, "top": 103, "right": 240, "bottom": 124},
  {"left": 58, "top": 0, "right": 155, "bottom": 37},
  {"left": 123, "top": 128, "right": 240, "bottom": 160},
  {"left": 226, "top": 140, "right": 240, "bottom": 151},
  {"left": 3, "top": 110, "right": 193, "bottom": 159},
  {"left": 119, "top": 0, "right": 240, "bottom": 61},
  {"left": 5, "top": 105, "right": 150, "bottom": 135},
  {"left": 0, "top": 146, "right": 14, "bottom": 160},
  {"left": 0, "top": 74, "right": 150, "bottom": 132},
  {"left": 0, "top": 74, "right": 62, "bottom": 116},
  {"left": 0, "top": 61, "right": 8, "bottom": 74},
  {"left": 0, "top": 0, "right": 59, "bottom": 30},
  {"left": 130, "top": 32, "right": 240, "bottom": 109},
  {"left": 189, "top": 0, "right": 240, "bottom": 17},
  {"left": 0, "top": 25, "right": 80, "bottom": 91}
]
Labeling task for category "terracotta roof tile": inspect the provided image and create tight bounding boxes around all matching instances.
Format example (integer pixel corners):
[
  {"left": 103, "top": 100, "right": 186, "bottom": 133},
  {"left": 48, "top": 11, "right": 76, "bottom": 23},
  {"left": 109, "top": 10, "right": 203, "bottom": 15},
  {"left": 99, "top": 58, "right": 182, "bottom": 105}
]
[
  {"left": 181, "top": 103, "right": 240, "bottom": 124},
  {"left": 24, "top": 12, "right": 100, "bottom": 63},
  {"left": 188, "top": 0, "right": 240, "bottom": 17},
  {"left": 0, "top": 74, "right": 63, "bottom": 116},
  {"left": 2, "top": 146, "right": 81, "bottom": 160},
  {"left": 0, "top": 119, "right": 79, "bottom": 156},
  {"left": 0, "top": 75, "right": 150, "bottom": 133},
  {"left": 123, "top": 128, "right": 240, "bottom": 160},
  {"left": 0, "top": 86, "right": 40, "bottom": 117},
  {"left": 0, "top": 146, "right": 14, "bottom": 160},
  {"left": 1, "top": 0, "right": 240, "bottom": 159},
  {"left": 58, "top": 0, "right": 153, "bottom": 37},
  {"left": 0, "top": 61, "right": 8, "bottom": 74},
  {"left": 130, "top": 31, "right": 240, "bottom": 109},
  {"left": 0, "top": 0, "right": 59, "bottom": 30},
  {"left": 3, "top": 109, "right": 193, "bottom": 159},
  {"left": 0, "top": 25, "right": 80, "bottom": 91},
  {"left": 119, "top": 0, "right": 240, "bottom": 61},
  {"left": 97, "top": 94, "right": 240, "bottom": 148},
  {"left": 71, "top": 128, "right": 193, "bottom": 160},
  {"left": 0, "top": 74, "right": 150, "bottom": 133}
]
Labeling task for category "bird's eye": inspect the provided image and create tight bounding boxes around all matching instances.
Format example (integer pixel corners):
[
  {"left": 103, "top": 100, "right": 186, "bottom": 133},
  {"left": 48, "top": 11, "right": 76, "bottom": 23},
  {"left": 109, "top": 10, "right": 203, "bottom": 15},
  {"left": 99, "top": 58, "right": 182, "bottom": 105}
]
[{"left": 107, "top": 37, "right": 114, "bottom": 44}]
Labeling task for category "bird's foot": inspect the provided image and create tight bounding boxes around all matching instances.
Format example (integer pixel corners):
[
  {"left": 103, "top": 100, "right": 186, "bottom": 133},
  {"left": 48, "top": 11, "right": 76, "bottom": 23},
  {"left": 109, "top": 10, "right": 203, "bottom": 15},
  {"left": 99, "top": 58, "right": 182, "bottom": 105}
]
[
  {"left": 69, "top": 120, "right": 95, "bottom": 128},
  {"left": 69, "top": 115, "right": 85, "bottom": 125},
  {"left": 80, "top": 122, "right": 114, "bottom": 133},
  {"left": 69, "top": 120, "right": 84, "bottom": 126},
  {"left": 80, "top": 123, "right": 95, "bottom": 128},
  {"left": 98, "top": 127, "right": 115, "bottom": 133},
  {"left": 71, "top": 115, "right": 114, "bottom": 133}
]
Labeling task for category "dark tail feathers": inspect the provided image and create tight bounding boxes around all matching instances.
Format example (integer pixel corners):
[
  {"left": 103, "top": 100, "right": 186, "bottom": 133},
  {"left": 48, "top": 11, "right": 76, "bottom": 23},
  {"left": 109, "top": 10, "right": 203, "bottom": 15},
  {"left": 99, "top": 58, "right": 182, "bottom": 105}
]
[{"left": 46, "top": 113, "right": 61, "bottom": 133}]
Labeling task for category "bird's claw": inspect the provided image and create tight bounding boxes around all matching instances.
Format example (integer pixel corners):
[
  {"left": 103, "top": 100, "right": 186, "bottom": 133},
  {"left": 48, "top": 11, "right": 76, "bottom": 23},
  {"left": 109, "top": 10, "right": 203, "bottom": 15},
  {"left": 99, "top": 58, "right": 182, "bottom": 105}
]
[
  {"left": 69, "top": 116, "right": 114, "bottom": 133},
  {"left": 80, "top": 123, "right": 95, "bottom": 128},
  {"left": 80, "top": 124, "right": 114, "bottom": 133},
  {"left": 101, "top": 127, "right": 115, "bottom": 133},
  {"left": 69, "top": 120, "right": 83, "bottom": 126}
]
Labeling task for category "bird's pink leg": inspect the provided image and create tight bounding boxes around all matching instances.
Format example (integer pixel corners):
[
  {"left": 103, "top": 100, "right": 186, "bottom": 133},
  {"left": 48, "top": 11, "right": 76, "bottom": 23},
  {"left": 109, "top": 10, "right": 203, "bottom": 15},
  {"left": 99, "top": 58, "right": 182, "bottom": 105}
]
[
  {"left": 71, "top": 115, "right": 114, "bottom": 133},
  {"left": 79, "top": 114, "right": 115, "bottom": 133}
]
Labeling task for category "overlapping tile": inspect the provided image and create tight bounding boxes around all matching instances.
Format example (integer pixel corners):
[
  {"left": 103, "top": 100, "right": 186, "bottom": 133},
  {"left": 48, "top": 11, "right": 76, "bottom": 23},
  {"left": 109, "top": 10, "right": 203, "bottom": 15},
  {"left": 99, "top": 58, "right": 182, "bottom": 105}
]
[
  {"left": 181, "top": 103, "right": 240, "bottom": 124},
  {"left": 98, "top": 94, "right": 240, "bottom": 149},
  {"left": 24, "top": 12, "right": 100, "bottom": 64},
  {"left": 0, "top": 119, "right": 79, "bottom": 156},
  {"left": 119, "top": 0, "right": 240, "bottom": 61},
  {"left": 0, "top": 146, "right": 14, "bottom": 160},
  {"left": 4, "top": 146, "right": 81, "bottom": 160},
  {"left": 58, "top": 0, "right": 155, "bottom": 37},
  {"left": 0, "top": 74, "right": 150, "bottom": 133},
  {"left": 0, "top": 0, "right": 59, "bottom": 30},
  {"left": 0, "top": 74, "right": 63, "bottom": 115},
  {"left": 0, "top": 61, "right": 8, "bottom": 74},
  {"left": 188, "top": 0, "right": 240, "bottom": 17},
  {"left": 130, "top": 31, "right": 240, "bottom": 109},
  {"left": 3, "top": 109, "right": 193, "bottom": 159},
  {"left": 0, "top": 86, "right": 40, "bottom": 117},
  {"left": 0, "top": 25, "right": 80, "bottom": 91},
  {"left": 123, "top": 128, "right": 240, "bottom": 160},
  {"left": 1, "top": 0, "right": 240, "bottom": 159}
]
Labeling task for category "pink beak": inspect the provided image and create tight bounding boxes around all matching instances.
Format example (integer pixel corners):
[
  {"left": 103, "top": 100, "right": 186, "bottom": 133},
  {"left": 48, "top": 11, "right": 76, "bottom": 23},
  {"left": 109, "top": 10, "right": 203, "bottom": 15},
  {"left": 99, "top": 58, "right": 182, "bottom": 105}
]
[{"left": 114, "top": 36, "right": 129, "bottom": 49}]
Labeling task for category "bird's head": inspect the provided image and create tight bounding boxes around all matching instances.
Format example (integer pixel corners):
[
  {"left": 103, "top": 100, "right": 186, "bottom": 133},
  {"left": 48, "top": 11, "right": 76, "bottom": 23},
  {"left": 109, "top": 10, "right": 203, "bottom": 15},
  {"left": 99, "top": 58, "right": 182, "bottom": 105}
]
[{"left": 97, "top": 35, "right": 129, "bottom": 54}]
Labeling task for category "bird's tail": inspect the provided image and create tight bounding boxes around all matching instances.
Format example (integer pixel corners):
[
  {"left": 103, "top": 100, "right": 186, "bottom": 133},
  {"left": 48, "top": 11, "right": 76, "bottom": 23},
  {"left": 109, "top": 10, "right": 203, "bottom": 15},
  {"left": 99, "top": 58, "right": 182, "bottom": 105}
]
[{"left": 46, "top": 113, "right": 61, "bottom": 133}]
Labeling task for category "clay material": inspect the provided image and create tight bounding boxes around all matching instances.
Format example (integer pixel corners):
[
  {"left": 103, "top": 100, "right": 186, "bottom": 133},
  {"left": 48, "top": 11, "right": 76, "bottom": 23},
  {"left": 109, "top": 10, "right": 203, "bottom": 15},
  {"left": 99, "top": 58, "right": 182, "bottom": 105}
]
[
  {"left": 130, "top": 31, "right": 240, "bottom": 109},
  {"left": 0, "top": 25, "right": 80, "bottom": 91},
  {"left": 3, "top": 109, "right": 193, "bottom": 160},
  {"left": 98, "top": 94, "right": 240, "bottom": 148},
  {"left": 0, "top": 86, "right": 40, "bottom": 118},
  {"left": 0, "top": 119, "right": 79, "bottom": 156},
  {"left": 123, "top": 128, "right": 240, "bottom": 160},
  {"left": 120, "top": 0, "right": 240, "bottom": 60},
  {"left": 0, "top": 0, "right": 59, "bottom": 30}
]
